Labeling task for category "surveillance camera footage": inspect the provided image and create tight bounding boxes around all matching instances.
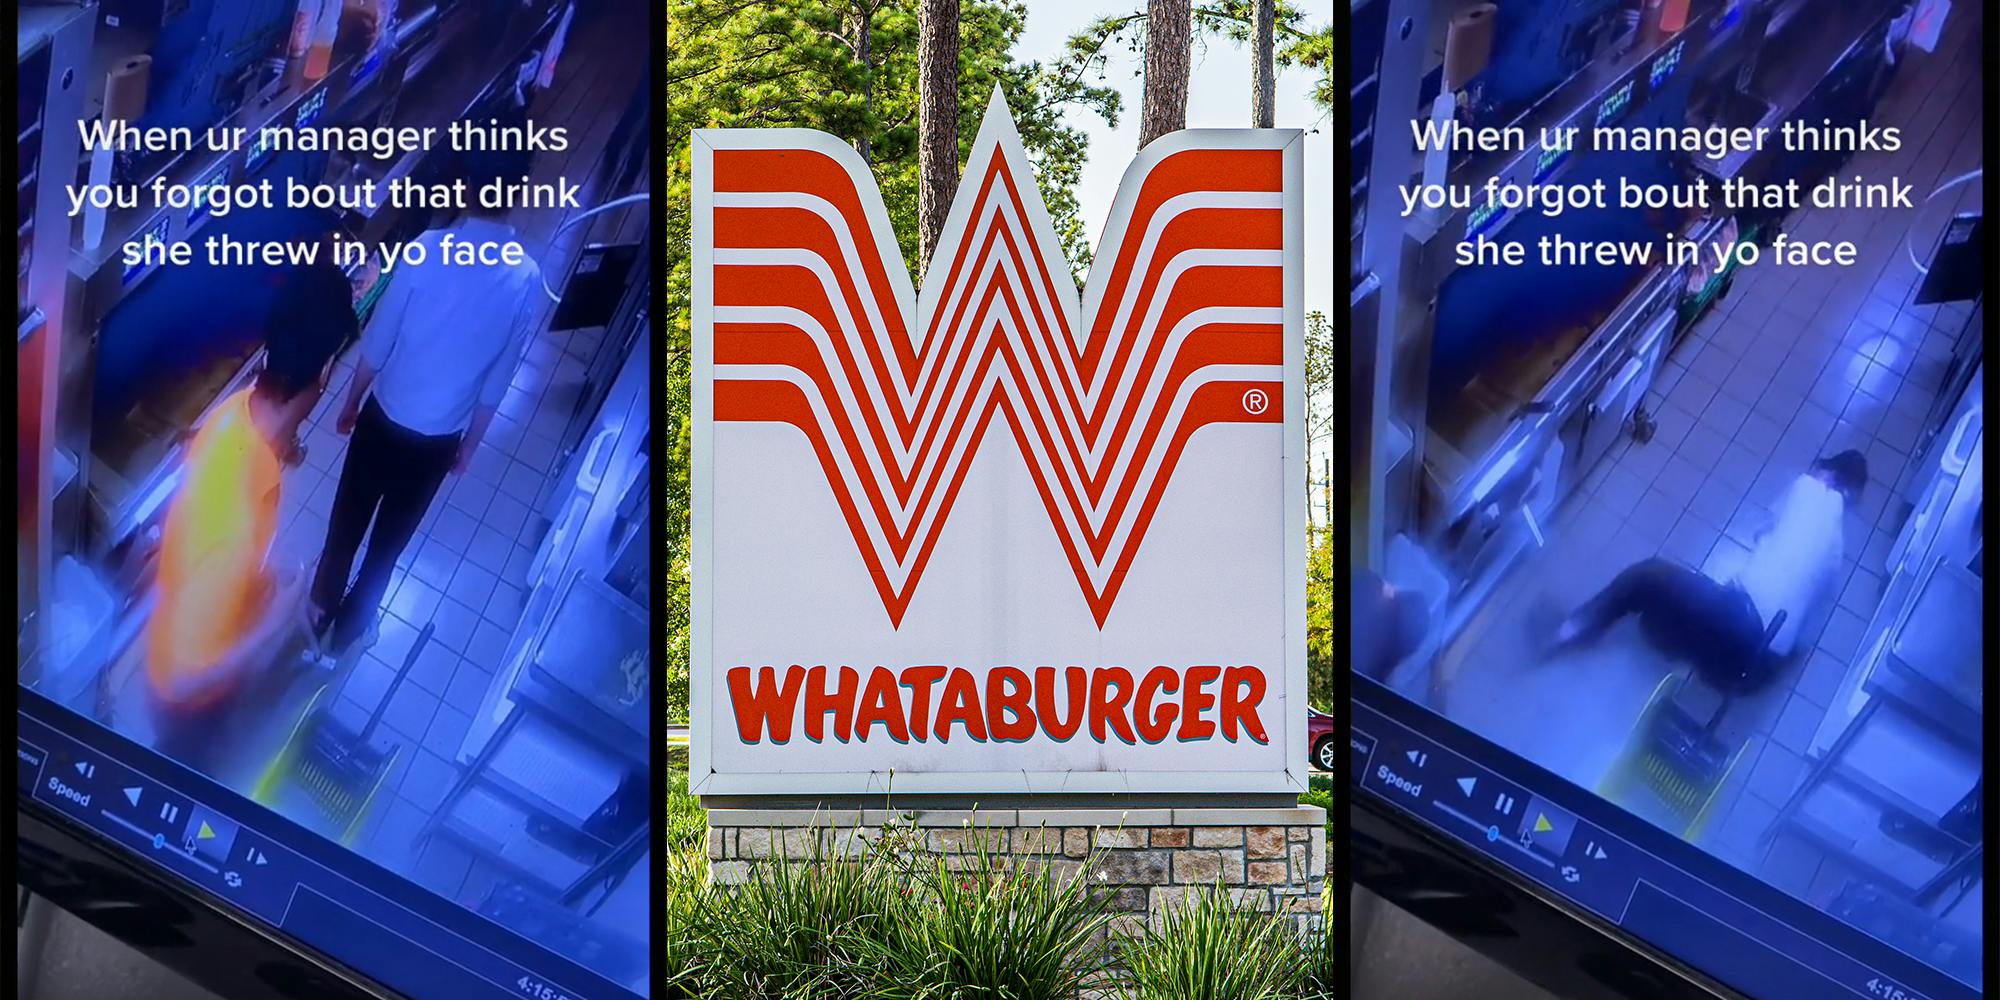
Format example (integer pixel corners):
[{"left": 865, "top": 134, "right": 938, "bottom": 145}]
[
  {"left": 1348, "top": 0, "right": 1983, "bottom": 994},
  {"left": 17, "top": 1, "right": 654, "bottom": 997}
]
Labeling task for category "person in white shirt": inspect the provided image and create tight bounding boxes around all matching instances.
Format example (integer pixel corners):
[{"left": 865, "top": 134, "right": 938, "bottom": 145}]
[
  {"left": 1548, "top": 450, "right": 1866, "bottom": 693},
  {"left": 310, "top": 155, "right": 542, "bottom": 653},
  {"left": 1729, "top": 452, "right": 1859, "bottom": 657}
]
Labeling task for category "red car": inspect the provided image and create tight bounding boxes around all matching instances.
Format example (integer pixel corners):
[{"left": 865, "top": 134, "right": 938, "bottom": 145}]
[{"left": 1308, "top": 706, "right": 1337, "bottom": 772}]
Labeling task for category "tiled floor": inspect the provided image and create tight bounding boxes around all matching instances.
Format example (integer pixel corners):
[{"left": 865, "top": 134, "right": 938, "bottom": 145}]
[
  {"left": 1425, "top": 1, "right": 1981, "bottom": 925},
  {"left": 257, "top": 0, "right": 651, "bottom": 908}
]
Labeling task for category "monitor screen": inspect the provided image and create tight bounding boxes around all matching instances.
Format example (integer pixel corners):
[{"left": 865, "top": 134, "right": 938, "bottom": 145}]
[
  {"left": 1349, "top": 1, "right": 1984, "bottom": 990},
  {"left": 20, "top": 4, "right": 654, "bottom": 980},
  {"left": 22, "top": 311, "right": 653, "bottom": 1000},
  {"left": 1352, "top": 328, "right": 1984, "bottom": 999},
  {"left": 23, "top": 346, "right": 648, "bottom": 1000},
  {"left": 22, "top": 316, "right": 653, "bottom": 996}
]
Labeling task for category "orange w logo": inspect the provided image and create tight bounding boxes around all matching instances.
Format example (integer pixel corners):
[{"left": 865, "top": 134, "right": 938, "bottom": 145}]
[{"left": 693, "top": 93, "right": 1300, "bottom": 627}]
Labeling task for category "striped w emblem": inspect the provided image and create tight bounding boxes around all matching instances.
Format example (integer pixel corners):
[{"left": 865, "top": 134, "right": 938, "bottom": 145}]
[{"left": 692, "top": 92, "right": 1301, "bottom": 627}]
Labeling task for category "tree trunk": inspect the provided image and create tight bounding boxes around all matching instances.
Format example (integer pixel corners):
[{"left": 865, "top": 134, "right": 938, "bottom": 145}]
[
  {"left": 1138, "top": 0, "right": 1192, "bottom": 147},
  {"left": 1251, "top": 0, "right": 1276, "bottom": 127},
  {"left": 855, "top": 2, "right": 874, "bottom": 162},
  {"left": 917, "top": 0, "right": 961, "bottom": 274}
]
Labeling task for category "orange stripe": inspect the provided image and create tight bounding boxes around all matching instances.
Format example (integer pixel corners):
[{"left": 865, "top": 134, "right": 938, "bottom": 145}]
[{"left": 708, "top": 142, "right": 1286, "bottom": 626}]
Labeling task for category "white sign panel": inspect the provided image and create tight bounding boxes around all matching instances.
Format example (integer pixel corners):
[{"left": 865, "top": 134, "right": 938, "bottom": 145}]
[{"left": 689, "top": 93, "right": 1306, "bottom": 795}]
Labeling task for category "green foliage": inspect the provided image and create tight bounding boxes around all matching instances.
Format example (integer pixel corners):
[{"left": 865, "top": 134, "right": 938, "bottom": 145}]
[
  {"left": 1061, "top": 3, "right": 1335, "bottom": 117},
  {"left": 1117, "top": 884, "right": 1307, "bottom": 1000},
  {"left": 674, "top": 822, "right": 1112, "bottom": 999},
  {"left": 1300, "top": 773, "right": 1337, "bottom": 869},
  {"left": 665, "top": 768, "right": 706, "bottom": 855},
  {"left": 668, "top": 0, "right": 1116, "bottom": 276},
  {"left": 660, "top": 842, "right": 718, "bottom": 998},
  {"left": 662, "top": 806, "right": 1332, "bottom": 999},
  {"left": 1305, "top": 523, "right": 1336, "bottom": 712},
  {"left": 665, "top": 2, "right": 1123, "bottom": 721},
  {"left": 1302, "top": 309, "right": 1335, "bottom": 462},
  {"left": 868, "top": 839, "right": 1114, "bottom": 999},
  {"left": 698, "top": 847, "right": 903, "bottom": 999},
  {"left": 1302, "top": 307, "right": 1336, "bottom": 715},
  {"left": 1298, "top": 882, "right": 1339, "bottom": 999}
]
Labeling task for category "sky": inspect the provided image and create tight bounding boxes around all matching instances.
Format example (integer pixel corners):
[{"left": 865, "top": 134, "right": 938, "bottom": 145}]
[{"left": 1013, "top": 1, "right": 1336, "bottom": 323}]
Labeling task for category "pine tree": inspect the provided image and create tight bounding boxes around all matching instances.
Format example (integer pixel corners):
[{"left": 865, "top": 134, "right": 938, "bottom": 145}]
[
  {"left": 917, "top": 0, "right": 961, "bottom": 272},
  {"left": 1138, "top": 0, "right": 1191, "bottom": 146}
]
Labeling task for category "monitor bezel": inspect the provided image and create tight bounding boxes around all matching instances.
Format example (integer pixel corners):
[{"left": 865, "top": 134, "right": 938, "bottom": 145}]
[
  {"left": 18, "top": 799, "right": 394, "bottom": 1000},
  {"left": 1346, "top": 675, "right": 1987, "bottom": 1000},
  {"left": 13, "top": 688, "right": 641, "bottom": 1000},
  {"left": 1352, "top": 793, "right": 1740, "bottom": 1000}
]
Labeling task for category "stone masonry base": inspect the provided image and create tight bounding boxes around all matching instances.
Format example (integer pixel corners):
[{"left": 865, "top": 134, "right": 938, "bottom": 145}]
[{"left": 704, "top": 804, "right": 1328, "bottom": 936}]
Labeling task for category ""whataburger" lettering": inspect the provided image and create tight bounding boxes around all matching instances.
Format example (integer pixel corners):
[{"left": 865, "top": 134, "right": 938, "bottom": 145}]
[{"left": 727, "top": 664, "right": 1271, "bottom": 747}]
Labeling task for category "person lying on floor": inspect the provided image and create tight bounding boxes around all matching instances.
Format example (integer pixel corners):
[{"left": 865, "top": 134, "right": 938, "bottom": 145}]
[{"left": 1547, "top": 449, "right": 1868, "bottom": 694}]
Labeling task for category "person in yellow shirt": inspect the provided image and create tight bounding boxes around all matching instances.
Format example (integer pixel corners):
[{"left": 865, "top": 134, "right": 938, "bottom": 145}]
[{"left": 146, "top": 234, "right": 355, "bottom": 765}]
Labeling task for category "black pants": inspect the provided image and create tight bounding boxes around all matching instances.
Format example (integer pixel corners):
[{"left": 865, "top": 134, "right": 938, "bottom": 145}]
[
  {"left": 312, "top": 396, "right": 459, "bottom": 645},
  {"left": 1561, "top": 558, "right": 1773, "bottom": 694}
]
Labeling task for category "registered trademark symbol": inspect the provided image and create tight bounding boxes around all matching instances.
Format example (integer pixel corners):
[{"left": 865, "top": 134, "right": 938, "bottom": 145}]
[{"left": 1242, "top": 388, "right": 1269, "bottom": 414}]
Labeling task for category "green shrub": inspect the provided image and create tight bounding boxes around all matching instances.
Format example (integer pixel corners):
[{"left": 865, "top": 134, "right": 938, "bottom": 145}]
[
  {"left": 659, "top": 843, "right": 716, "bottom": 998},
  {"left": 1300, "top": 774, "right": 1337, "bottom": 844},
  {"left": 1297, "top": 882, "right": 1338, "bottom": 1000},
  {"left": 664, "top": 771, "right": 706, "bottom": 855},
  {"left": 694, "top": 839, "right": 904, "bottom": 999},
  {"left": 658, "top": 812, "right": 1334, "bottom": 999},
  {"left": 869, "top": 836, "right": 1112, "bottom": 999},
  {"left": 1117, "top": 885, "right": 1305, "bottom": 1000}
]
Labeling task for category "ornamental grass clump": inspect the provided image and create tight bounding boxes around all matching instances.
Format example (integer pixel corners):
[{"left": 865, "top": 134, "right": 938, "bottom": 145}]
[
  {"left": 1297, "top": 882, "right": 1338, "bottom": 1000},
  {"left": 664, "top": 771, "right": 707, "bottom": 854},
  {"left": 694, "top": 836, "right": 905, "bottom": 999},
  {"left": 1117, "top": 884, "right": 1308, "bottom": 1000},
  {"left": 660, "top": 809, "right": 1332, "bottom": 1000},
  {"left": 659, "top": 842, "right": 716, "bottom": 999},
  {"left": 868, "top": 831, "right": 1113, "bottom": 999}
]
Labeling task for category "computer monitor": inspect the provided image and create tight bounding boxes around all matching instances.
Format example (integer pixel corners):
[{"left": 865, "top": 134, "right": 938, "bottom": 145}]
[
  {"left": 18, "top": 4, "right": 654, "bottom": 985},
  {"left": 1348, "top": 254, "right": 1989, "bottom": 986},
  {"left": 1352, "top": 368, "right": 1984, "bottom": 1000},
  {"left": 22, "top": 320, "right": 652, "bottom": 997},
  {"left": 21, "top": 318, "right": 653, "bottom": 1000},
  {"left": 1343, "top": 1, "right": 1987, "bottom": 993},
  {"left": 18, "top": 683, "right": 648, "bottom": 1000}
]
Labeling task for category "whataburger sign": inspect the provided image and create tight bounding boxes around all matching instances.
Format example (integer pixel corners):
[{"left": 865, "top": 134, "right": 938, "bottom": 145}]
[{"left": 689, "top": 92, "right": 1306, "bottom": 795}]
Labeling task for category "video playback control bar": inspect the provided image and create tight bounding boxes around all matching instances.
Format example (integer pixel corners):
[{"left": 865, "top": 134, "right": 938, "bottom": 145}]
[
  {"left": 16, "top": 711, "right": 618, "bottom": 1000},
  {"left": 1349, "top": 700, "right": 1962, "bottom": 1000},
  {"left": 18, "top": 721, "right": 293, "bottom": 917},
  {"left": 1350, "top": 708, "right": 1629, "bottom": 917}
]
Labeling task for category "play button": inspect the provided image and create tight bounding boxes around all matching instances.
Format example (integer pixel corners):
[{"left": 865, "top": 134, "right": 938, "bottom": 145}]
[
  {"left": 1457, "top": 777, "right": 1477, "bottom": 797},
  {"left": 124, "top": 787, "right": 142, "bottom": 807},
  {"left": 1516, "top": 796, "right": 1579, "bottom": 856}
]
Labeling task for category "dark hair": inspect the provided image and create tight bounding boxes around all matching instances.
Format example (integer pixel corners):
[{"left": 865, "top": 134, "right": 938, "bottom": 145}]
[
  {"left": 253, "top": 358, "right": 322, "bottom": 402},
  {"left": 258, "top": 256, "right": 356, "bottom": 402},
  {"left": 1812, "top": 449, "right": 1868, "bottom": 504}
]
